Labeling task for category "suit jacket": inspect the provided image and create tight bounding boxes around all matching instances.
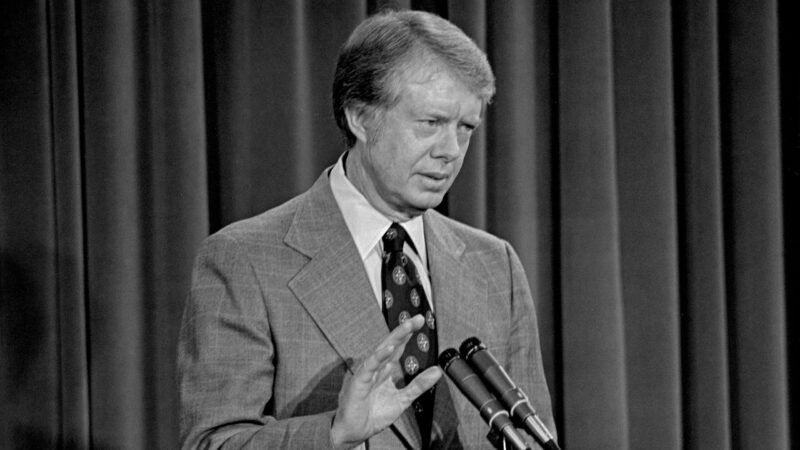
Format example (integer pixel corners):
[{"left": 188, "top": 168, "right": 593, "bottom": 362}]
[{"left": 178, "top": 169, "right": 555, "bottom": 449}]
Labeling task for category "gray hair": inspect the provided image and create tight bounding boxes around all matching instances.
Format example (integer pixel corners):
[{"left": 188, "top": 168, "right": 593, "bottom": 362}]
[{"left": 332, "top": 10, "right": 495, "bottom": 148}]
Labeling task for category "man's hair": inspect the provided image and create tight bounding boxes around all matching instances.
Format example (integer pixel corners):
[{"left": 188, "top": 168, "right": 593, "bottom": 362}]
[{"left": 332, "top": 10, "right": 496, "bottom": 148}]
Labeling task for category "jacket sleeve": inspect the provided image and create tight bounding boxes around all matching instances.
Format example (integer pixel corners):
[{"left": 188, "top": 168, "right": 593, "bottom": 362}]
[
  {"left": 177, "top": 233, "right": 336, "bottom": 449},
  {"left": 503, "top": 241, "right": 559, "bottom": 448}
]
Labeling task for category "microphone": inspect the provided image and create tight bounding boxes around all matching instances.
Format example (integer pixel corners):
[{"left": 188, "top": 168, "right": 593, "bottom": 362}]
[
  {"left": 438, "top": 348, "right": 529, "bottom": 450},
  {"left": 460, "top": 337, "right": 560, "bottom": 450}
]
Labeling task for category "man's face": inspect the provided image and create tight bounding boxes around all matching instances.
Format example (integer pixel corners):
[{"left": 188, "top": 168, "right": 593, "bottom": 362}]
[{"left": 353, "top": 65, "right": 483, "bottom": 220}]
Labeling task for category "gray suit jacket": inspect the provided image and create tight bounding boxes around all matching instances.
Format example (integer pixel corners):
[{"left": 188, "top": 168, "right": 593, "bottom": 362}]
[{"left": 179, "top": 169, "right": 555, "bottom": 449}]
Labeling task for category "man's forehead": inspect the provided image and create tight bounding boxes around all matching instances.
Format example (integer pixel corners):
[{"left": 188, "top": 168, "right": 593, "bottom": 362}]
[
  {"left": 390, "top": 61, "right": 481, "bottom": 106},
  {"left": 393, "top": 57, "right": 456, "bottom": 89}
]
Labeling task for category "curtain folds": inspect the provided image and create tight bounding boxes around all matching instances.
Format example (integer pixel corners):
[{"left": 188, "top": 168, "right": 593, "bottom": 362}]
[
  {"left": 0, "top": 0, "right": 795, "bottom": 448},
  {"left": 673, "top": 1, "right": 733, "bottom": 448},
  {"left": 48, "top": 1, "right": 89, "bottom": 447},
  {"left": 73, "top": 2, "right": 208, "bottom": 447}
]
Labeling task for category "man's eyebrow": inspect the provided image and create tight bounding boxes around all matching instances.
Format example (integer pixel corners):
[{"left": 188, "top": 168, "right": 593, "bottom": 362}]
[
  {"left": 412, "top": 110, "right": 449, "bottom": 121},
  {"left": 419, "top": 107, "right": 465, "bottom": 118}
]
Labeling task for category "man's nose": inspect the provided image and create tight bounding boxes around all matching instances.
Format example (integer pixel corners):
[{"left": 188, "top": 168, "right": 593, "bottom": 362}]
[{"left": 431, "top": 125, "right": 461, "bottom": 161}]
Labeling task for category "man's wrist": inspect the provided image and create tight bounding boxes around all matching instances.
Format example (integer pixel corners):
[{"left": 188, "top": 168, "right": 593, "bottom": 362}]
[{"left": 330, "top": 412, "right": 354, "bottom": 450}]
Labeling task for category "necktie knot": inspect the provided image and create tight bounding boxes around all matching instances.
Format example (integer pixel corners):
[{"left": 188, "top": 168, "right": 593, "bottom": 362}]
[{"left": 382, "top": 223, "right": 406, "bottom": 252}]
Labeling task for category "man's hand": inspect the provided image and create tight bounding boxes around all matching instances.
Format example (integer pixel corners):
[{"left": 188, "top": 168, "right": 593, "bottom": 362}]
[{"left": 330, "top": 314, "right": 442, "bottom": 449}]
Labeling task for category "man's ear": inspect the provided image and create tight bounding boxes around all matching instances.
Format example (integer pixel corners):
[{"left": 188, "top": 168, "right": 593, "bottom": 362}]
[{"left": 344, "top": 105, "right": 370, "bottom": 144}]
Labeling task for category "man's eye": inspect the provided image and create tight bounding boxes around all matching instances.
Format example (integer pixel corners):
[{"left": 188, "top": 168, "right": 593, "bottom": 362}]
[
  {"left": 458, "top": 123, "right": 476, "bottom": 133},
  {"left": 422, "top": 119, "right": 439, "bottom": 127}
]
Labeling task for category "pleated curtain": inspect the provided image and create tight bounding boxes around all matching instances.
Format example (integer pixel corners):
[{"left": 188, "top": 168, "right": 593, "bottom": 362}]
[{"left": 0, "top": 1, "right": 795, "bottom": 449}]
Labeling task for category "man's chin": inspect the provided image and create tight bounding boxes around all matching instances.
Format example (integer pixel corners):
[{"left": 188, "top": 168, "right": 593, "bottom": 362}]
[{"left": 409, "top": 193, "right": 446, "bottom": 213}]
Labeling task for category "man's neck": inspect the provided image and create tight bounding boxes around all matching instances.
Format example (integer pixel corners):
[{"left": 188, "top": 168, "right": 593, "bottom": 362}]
[{"left": 343, "top": 147, "right": 418, "bottom": 223}]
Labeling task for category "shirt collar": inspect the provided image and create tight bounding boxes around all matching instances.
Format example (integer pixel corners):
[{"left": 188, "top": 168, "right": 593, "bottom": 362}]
[{"left": 329, "top": 153, "right": 427, "bottom": 265}]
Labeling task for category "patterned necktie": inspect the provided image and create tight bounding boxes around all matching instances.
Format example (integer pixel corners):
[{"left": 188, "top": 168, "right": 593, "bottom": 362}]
[{"left": 381, "top": 223, "right": 437, "bottom": 445}]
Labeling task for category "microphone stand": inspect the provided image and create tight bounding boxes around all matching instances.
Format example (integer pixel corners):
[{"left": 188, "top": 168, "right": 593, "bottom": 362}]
[
  {"left": 487, "top": 427, "right": 531, "bottom": 450},
  {"left": 520, "top": 410, "right": 560, "bottom": 450}
]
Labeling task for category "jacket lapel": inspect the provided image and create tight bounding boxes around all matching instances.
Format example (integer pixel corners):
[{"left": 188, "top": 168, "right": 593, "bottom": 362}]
[
  {"left": 423, "top": 211, "right": 490, "bottom": 358},
  {"left": 424, "top": 211, "right": 491, "bottom": 446},
  {"left": 284, "top": 172, "right": 422, "bottom": 449}
]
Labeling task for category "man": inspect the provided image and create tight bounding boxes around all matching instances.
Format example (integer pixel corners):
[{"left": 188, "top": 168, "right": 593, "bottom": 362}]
[{"left": 179, "top": 10, "right": 555, "bottom": 449}]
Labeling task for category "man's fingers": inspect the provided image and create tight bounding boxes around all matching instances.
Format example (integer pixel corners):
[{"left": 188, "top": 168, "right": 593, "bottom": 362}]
[
  {"left": 375, "top": 358, "right": 403, "bottom": 385},
  {"left": 357, "top": 343, "right": 395, "bottom": 383},
  {"left": 389, "top": 336, "right": 412, "bottom": 363},
  {"left": 383, "top": 315, "right": 424, "bottom": 348},
  {"left": 400, "top": 366, "right": 443, "bottom": 401},
  {"left": 355, "top": 315, "right": 425, "bottom": 385}
]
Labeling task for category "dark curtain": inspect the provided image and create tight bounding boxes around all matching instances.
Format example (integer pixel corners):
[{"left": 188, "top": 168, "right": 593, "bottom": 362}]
[{"left": 0, "top": 0, "right": 796, "bottom": 449}]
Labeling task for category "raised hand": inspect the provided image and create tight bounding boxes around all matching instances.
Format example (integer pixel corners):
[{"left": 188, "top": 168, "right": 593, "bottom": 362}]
[{"left": 330, "top": 314, "right": 442, "bottom": 449}]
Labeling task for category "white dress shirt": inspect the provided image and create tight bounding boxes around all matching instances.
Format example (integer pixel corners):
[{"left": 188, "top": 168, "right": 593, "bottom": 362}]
[{"left": 329, "top": 153, "right": 434, "bottom": 311}]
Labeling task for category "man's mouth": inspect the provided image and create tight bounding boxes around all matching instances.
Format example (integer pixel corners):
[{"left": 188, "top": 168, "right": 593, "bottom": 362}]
[{"left": 420, "top": 172, "right": 449, "bottom": 181}]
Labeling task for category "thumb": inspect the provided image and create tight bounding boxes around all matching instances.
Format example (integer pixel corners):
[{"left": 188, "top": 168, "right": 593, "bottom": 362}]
[{"left": 400, "top": 366, "right": 442, "bottom": 402}]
